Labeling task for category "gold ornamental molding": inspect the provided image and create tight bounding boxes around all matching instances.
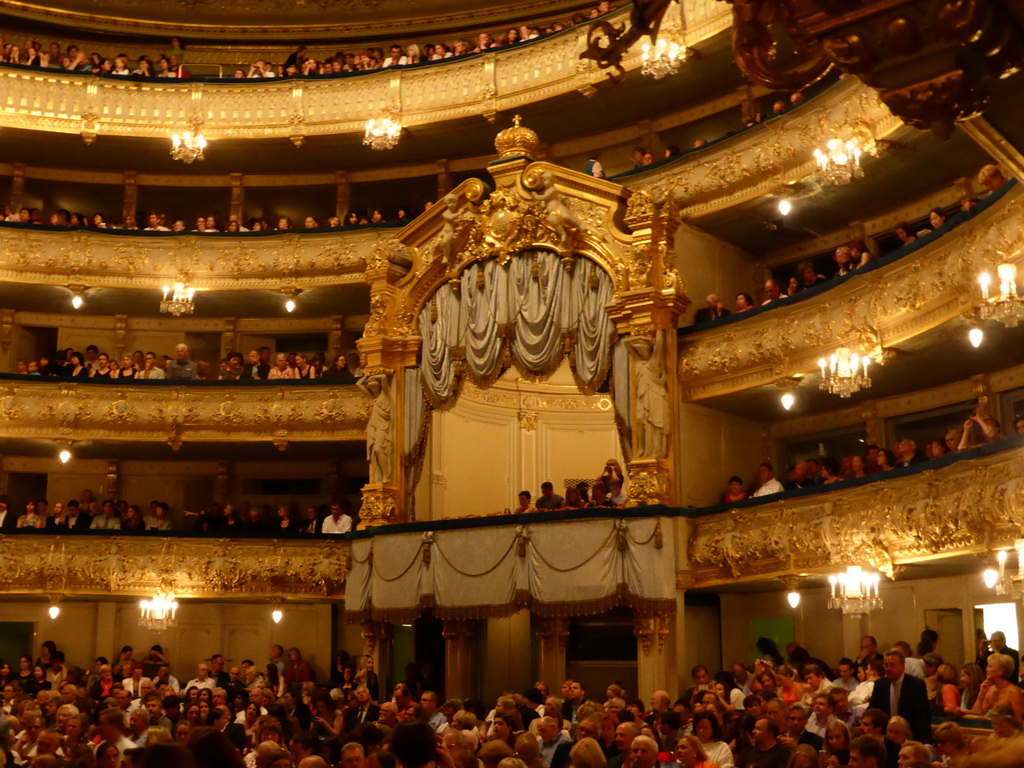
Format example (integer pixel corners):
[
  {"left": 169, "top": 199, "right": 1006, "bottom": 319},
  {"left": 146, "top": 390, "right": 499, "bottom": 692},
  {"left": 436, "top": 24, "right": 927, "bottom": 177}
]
[
  {"left": 0, "top": 380, "right": 368, "bottom": 449},
  {"left": 0, "top": 534, "right": 350, "bottom": 600},
  {"left": 0, "top": 227, "right": 374, "bottom": 289},
  {"left": 0, "top": 3, "right": 730, "bottom": 141},
  {"left": 685, "top": 442, "right": 1024, "bottom": 588},
  {"left": 678, "top": 184, "right": 1024, "bottom": 400},
  {"left": 627, "top": 78, "right": 899, "bottom": 219}
]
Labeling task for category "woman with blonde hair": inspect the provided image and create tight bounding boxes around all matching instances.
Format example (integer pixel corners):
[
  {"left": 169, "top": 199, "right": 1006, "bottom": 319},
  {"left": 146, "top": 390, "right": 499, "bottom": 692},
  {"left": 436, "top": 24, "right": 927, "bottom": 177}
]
[
  {"left": 570, "top": 737, "right": 608, "bottom": 768},
  {"left": 932, "top": 722, "right": 969, "bottom": 766},
  {"left": 674, "top": 735, "right": 717, "bottom": 768}
]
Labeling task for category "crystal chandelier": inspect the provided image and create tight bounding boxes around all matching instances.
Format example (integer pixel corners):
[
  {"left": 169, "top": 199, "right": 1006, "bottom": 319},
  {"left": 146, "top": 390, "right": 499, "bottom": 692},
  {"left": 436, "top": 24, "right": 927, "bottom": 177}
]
[
  {"left": 817, "top": 347, "right": 872, "bottom": 398},
  {"left": 813, "top": 137, "right": 870, "bottom": 186},
  {"left": 978, "top": 263, "right": 1024, "bottom": 328},
  {"left": 985, "top": 544, "right": 1024, "bottom": 599},
  {"left": 160, "top": 282, "right": 195, "bottom": 316},
  {"left": 170, "top": 129, "right": 207, "bottom": 163},
  {"left": 828, "top": 566, "right": 883, "bottom": 616},
  {"left": 364, "top": 115, "right": 402, "bottom": 150},
  {"left": 641, "top": 38, "right": 685, "bottom": 79},
  {"left": 139, "top": 593, "right": 179, "bottom": 631}
]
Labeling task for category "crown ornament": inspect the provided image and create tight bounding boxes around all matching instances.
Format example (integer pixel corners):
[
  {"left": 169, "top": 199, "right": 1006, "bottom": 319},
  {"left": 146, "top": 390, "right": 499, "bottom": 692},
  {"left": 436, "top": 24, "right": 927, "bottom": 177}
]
[{"left": 494, "top": 114, "right": 539, "bottom": 159}]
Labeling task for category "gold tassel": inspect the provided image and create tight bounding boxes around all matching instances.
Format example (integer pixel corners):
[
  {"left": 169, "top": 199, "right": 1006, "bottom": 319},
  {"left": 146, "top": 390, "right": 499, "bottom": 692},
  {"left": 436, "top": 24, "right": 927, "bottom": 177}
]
[{"left": 654, "top": 520, "right": 663, "bottom": 549}]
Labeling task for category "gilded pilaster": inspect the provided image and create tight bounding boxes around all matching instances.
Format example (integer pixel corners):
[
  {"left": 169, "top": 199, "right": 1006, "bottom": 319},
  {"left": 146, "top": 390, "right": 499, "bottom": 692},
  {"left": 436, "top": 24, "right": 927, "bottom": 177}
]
[
  {"left": 534, "top": 617, "right": 570, "bottom": 693},
  {"left": 436, "top": 160, "right": 452, "bottom": 200},
  {"left": 104, "top": 460, "right": 119, "bottom": 501},
  {"left": 10, "top": 163, "right": 25, "bottom": 211},
  {"left": 230, "top": 173, "right": 245, "bottom": 220},
  {"left": 221, "top": 319, "right": 237, "bottom": 362},
  {"left": 335, "top": 172, "right": 350, "bottom": 221},
  {"left": 443, "top": 620, "right": 477, "bottom": 700},
  {"left": 113, "top": 315, "right": 128, "bottom": 360},
  {"left": 215, "top": 461, "right": 229, "bottom": 505},
  {"left": 122, "top": 172, "right": 137, "bottom": 225}
]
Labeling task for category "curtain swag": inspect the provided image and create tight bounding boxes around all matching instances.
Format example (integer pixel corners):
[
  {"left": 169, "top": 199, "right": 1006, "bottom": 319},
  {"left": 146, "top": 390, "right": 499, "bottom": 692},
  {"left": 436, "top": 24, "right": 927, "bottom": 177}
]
[{"left": 346, "top": 517, "right": 676, "bottom": 623}]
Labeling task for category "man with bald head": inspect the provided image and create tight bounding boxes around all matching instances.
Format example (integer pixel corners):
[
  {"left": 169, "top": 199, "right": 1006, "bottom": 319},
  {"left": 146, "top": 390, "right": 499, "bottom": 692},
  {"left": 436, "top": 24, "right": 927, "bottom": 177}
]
[{"left": 606, "top": 721, "right": 641, "bottom": 768}]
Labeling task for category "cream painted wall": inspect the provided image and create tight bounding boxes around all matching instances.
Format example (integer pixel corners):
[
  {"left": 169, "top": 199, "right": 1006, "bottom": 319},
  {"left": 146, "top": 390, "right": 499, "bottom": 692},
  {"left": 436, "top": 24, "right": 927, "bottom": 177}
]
[
  {"left": 0, "top": 600, "right": 335, "bottom": 682},
  {"left": 718, "top": 573, "right": 992, "bottom": 671},
  {"left": 675, "top": 223, "right": 758, "bottom": 325},
  {"left": 676, "top": 402, "right": 765, "bottom": 507},
  {"left": 425, "top": 366, "right": 622, "bottom": 519}
]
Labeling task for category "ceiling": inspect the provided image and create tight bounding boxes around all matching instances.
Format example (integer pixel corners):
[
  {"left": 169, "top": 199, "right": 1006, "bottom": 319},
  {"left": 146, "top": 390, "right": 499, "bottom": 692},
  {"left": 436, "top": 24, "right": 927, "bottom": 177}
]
[
  {"left": 0, "top": 282, "right": 370, "bottom": 318},
  {"left": 697, "top": 316, "right": 1024, "bottom": 423},
  {"left": 0, "top": 0, "right": 594, "bottom": 42}
]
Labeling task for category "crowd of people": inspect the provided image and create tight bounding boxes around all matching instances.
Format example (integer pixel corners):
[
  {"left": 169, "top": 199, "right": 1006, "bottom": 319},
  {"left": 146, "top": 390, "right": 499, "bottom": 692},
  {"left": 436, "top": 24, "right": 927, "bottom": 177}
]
[
  {"left": 0, "top": 491, "right": 356, "bottom": 535},
  {"left": 12, "top": 346, "right": 365, "bottom": 383},
  {"left": 692, "top": 164, "right": 1010, "bottom": 323},
  {"left": 510, "top": 462, "right": 630, "bottom": 514},
  {"left": 1, "top": 208, "right": 422, "bottom": 233},
  {"left": 726, "top": 406, "right": 1024, "bottom": 502},
  {"left": 0, "top": 628, "right": 1015, "bottom": 768},
  {"left": 0, "top": 3, "right": 615, "bottom": 79}
]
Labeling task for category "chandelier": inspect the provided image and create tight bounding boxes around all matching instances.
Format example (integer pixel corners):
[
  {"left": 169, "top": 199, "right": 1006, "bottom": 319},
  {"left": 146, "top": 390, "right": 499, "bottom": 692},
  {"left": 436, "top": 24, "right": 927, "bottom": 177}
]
[
  {"left": 170, "top": 129, "right": 207, "bottom": 163},
  {"left": 813, "top": 137, "right": 871, "bottom": 186},
  {"left": 828, "top": 566, "right": 883, "bottom": 616},
  {"left": 160, "top": 282, "right": 195, "bottom": 316},
  {"left": 985, "top": 544, "right": 1024, "bottom": 599},
  {"left": 978, "top": 263, "right": 1024, "bottom": 328},
  {"left": 139, "top": 593, "right": 179, "bottom": 631},
  {"left": 641, "top": 38, "right": 685, "bottom": 79},
  {"left": 818, "top": 347, "right": 872, "bottom": 398},
  {"left": 364, "top": 115, "right": 402, "bottom": 150}
]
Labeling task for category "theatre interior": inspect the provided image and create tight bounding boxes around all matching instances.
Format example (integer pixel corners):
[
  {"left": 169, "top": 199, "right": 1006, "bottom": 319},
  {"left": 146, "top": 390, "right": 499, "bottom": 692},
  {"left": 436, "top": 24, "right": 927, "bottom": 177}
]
[{"left": 1, "top": 0, "right": 1024, "bottom": 753}]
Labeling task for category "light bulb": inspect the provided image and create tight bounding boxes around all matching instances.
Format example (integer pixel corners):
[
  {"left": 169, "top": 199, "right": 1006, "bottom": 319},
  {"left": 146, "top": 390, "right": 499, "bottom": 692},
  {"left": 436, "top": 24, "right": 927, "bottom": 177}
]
[
  {"left": 285, "top": 299, "right": 296, "bottom": 313},
  {"left": 778, "top": 199, "right": 791, "bottom": 216},
  {"left": 48, "top": 605, "right": 60, "bottom": 620},
  {"left": 71, "top": 295, "right": 83, "bottom": 309},
  {"left": 998, "top": 549, "right": 1008, "bottom": 564},
  {"left": 58, "top": 448, "right": 72, "bottom": 464},
  {"left": 968, "top": 328, "right": 983, "bottom": 348},
  {"left": 984, "top": 568, "right": 998, "bottom": 589},
  {"left": 780, "top": 392, "right": 795, "bottom": 411},
  {"left": 786, "top": 591, "right": 800, "bottom": 608},
  {"left": 272, "top": 608, "right": 283, "bottom": 624}
]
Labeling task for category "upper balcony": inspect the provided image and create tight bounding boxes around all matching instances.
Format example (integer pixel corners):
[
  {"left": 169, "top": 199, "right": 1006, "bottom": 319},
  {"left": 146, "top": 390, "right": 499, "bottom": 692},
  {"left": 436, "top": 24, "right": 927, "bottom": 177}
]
[{"left": 0, "top": 2, "right": 731, "bottom": 143}]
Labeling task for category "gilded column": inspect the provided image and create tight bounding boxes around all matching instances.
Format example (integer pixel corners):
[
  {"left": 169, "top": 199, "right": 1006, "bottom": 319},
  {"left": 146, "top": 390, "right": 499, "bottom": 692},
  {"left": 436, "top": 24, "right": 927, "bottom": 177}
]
[
  {"left": 325, "top": 461, "right": 340, "bottom": 501},
  {"left": 335, "top": 172, "right": 350, "bottom": 221},
  {"left": 230, "top": 173, "right": 245, "bottom": 220},
  {"left": 113, "top": 316, "right": 128, "bottom": 361},
  {"left": 534, "top": 617, "right": 570, "bottom": 691},
  {"left": 436, "top": 160, "right": 452, "bottom": 200},
  {"left": 443, "top": 620, "right": 477, "bottom": 700},
  {"left": 104, "top": 461, "right": 119, "bottom": 502},
  {"left": 123, "top": 171, "right": 138, "bottom": 226},
  {"left": 10, "top": 163, "right": 26, "bottom": 211},
  {"left": 221, "top": 319, "right": 237, "bottom": 361},
  {"left": 327, "top": 316, "right": 345, "bottom": 362},
  {"left": 606, "top": 190, "right": 689, "bottom": 506},
  {"left": 860, "top": 402, "right": 883, "bottom": 449},
  {"left": 215, "top": 461, "right": 229, "bottom": 505},
  {"left": 635, "top": 612, "right": 675, "bottom": 697}
]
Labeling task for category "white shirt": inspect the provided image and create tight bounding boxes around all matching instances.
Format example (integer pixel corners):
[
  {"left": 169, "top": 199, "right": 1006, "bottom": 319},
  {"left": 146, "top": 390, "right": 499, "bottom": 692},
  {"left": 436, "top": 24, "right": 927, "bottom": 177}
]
[
  {"left": 321, "top": 514, "right": 352, "bottom": 535},
  {"left": 849, "top": 679, "right": 875, "bottom": 707},
  {"left": 752, "top": 478, "right": 784, "bottom": 497},
  {"left": 904, "top": 658, "right": 925, "bottom": 679},
  {"left": 185, "top": 677, "right": 215, "bottom": 691},
  {"left": 155, "top": 674, "right": 181, "bottom": 694}
]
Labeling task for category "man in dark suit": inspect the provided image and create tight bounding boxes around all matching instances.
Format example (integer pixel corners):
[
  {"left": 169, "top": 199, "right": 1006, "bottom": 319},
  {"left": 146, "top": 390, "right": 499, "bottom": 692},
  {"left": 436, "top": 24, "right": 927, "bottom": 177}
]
[
  {"left": 868, "top": 648, "right": 931, "bottom": 742},
  {"left": 59, "top": 500, "right": 92, "bottom": 530},
  {"left": 0, "top": 496, "right": 15, "bottom": 531},
  {"left": 240, "top": 349, "right": 270, "bottom": 380},
  {"left": 343, "top": 686, "right": 380, "bottom": 733},
  {"left": 694, "top": 294, "right": 731, "bottom": 324},
  {"left": 779, "top": 704, "right": 822, "bottom": 751}
]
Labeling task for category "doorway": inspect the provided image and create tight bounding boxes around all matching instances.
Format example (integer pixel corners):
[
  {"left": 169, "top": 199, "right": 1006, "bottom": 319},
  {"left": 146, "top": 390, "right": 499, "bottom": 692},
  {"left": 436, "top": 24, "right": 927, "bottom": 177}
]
[{"left": 924, "top": 608, "right": 965, "bottom": 667}]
